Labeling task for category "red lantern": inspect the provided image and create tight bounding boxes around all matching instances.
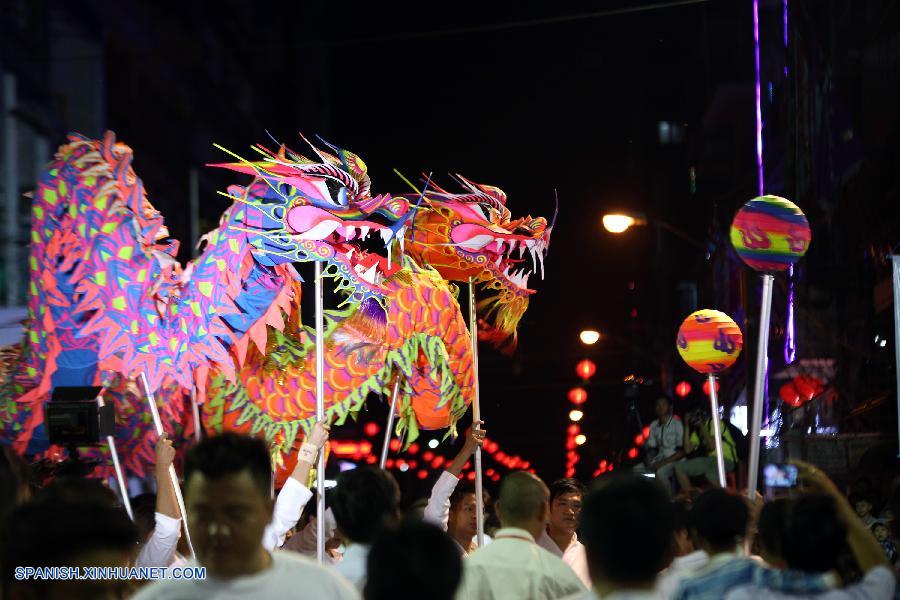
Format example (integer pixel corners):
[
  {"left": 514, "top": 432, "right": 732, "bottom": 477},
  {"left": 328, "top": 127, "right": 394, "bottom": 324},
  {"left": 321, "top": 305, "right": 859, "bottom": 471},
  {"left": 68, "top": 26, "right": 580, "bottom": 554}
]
[
  {"left": 599, "top": 460, "right": 608, "bottom": 469},
  {"left": 780, "top": 382, "right": 802, "bottom": 408},
  {"left": 417, "top": 470, "right": 428, "bottom": 480},
  {"left": 675, "top": 381, "right": 691, "bottom": 398},
  {"left": 431, "top": 456, "right": 445, "bottom": 468},
  {"left": 702, "top": 379, "right": 721, "bottom": 396},
  {"left": 389, "top": 439, "right": 401, "bottom": 452},
  {"left": 793, "top": 375, "right": 824, "bottom": 402},
  {"left": 565, "top": 467, "right": 576, "bottom": 477},
  {"left": 568, "top": 387, "right": 588, "bottom": 405},
  {"left": 567, "top": 424, "right": 580, "bottom": 436},
  {"left": 467, "top": 471, "right": 476, "bottom": 481},
  {"left": 627, "top": 448, "right": 638, "bottom": 459},
  {"left": 408, "top": 443, "right": 420, "bottom": 455},
  {"left": 363, "top": 422, "right": 379, "bottom": 437},
  {"left": 365, "top": 455, "right": 377, "bottom": 464},
  {"left": 575, "top": 359, "right": 597, "bottom": 380},
  {"left": 423, "top": 451, "right": 434, "bottom": 462},
  {"left": 634, "top": 434, "right": 644, "bottom": 446},
  {"left": 385, "top": 459, "right": 395, "bottom": 468}
]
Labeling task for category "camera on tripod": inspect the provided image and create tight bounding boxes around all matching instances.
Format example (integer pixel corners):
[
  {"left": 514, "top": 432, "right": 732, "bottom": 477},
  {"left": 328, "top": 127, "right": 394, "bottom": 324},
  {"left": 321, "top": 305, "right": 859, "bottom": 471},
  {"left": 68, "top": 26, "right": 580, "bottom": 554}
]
[{"left": 46, "top": 386, "right": 115, "bottom": 446}]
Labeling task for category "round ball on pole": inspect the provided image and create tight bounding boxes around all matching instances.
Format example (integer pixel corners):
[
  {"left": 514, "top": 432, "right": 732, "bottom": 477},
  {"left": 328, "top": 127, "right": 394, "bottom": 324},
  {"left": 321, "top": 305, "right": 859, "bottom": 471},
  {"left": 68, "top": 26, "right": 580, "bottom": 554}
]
[
  {"left": 730, "top": 195, "right": 811, "bottom": 272},
  {"left": 676, "top": 309, "right": 744, "bottom": 374}
]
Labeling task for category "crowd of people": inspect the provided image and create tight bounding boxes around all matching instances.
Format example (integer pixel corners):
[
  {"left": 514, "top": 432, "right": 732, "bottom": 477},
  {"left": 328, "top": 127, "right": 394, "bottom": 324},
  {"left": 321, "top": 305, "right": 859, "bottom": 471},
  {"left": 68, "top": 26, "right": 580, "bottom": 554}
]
[{"left": 1, "top": 416, "right": 899, "bottom": 600}]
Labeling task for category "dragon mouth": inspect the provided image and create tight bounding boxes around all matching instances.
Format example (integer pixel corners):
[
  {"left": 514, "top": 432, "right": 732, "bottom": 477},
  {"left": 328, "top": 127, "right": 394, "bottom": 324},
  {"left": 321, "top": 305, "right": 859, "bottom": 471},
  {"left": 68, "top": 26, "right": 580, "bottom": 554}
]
[
  {"left": 287, "top": 205, "right": 401, "bottom": 245},
  {"left": 450, "top": 223, "right": 549, "bottom": 294}
]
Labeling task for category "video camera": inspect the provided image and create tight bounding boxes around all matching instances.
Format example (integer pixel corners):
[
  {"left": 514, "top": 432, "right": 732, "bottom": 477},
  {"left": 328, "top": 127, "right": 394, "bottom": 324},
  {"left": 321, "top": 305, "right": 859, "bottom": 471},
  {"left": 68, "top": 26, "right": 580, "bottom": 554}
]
[{"left": 46, "top": 386, "right": 115, "bottom": 446}]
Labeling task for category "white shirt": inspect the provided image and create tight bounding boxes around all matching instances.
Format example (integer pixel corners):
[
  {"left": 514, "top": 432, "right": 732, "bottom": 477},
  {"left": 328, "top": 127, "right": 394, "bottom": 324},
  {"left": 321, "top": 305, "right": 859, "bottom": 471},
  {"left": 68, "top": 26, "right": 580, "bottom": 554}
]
[
  {"left": 647, "top": 415, "right": 684, "bottom": 460},
  {"left": 261, "top": 478, "right": 313, "bottom": 551},
  {"left": 132, "top": 550, "right": 360, "bottom": 599},
  {"left": 656, "top": 550, "right": 709, "bottom": 599},
  {"left": 425, "top": 470, "right": 489, "bottom": 556},
  {"left": 136, "top": 512, "right": 182, "bottom": 569},
  {"left": 724, "top": 566, "right": 896, "bottom": 600},
  {"left": 457, "top": 527, "right": 587, "bottom": 600},
  {"left": 335, "top": 543, "right": 370, "bottom": 591},
  {"left": 537, "top": 529, "right": 591, "bottom": 589}
]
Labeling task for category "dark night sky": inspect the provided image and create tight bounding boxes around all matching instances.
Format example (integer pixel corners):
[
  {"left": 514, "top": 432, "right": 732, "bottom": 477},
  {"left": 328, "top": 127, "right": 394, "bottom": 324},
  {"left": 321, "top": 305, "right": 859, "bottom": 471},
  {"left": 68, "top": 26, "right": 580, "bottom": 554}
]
[{"left": 100, "top": 0, "right": 759, "bottom": 483}]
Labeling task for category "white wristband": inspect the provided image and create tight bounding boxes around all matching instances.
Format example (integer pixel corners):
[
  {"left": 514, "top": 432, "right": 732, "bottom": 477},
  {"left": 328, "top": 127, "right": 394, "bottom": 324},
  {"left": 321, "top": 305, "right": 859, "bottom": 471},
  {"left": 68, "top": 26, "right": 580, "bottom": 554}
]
[{"left": 298, "top": 443, "right": 318, "bottom": 464}]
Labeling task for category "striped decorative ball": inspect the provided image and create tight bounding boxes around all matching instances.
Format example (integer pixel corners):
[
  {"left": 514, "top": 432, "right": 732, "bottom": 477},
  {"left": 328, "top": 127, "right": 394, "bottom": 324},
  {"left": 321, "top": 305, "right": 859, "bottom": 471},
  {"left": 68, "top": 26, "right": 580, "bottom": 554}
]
[
  {"left": 730, "top": 195, "right": 811, "bottom": 272},
  {"left": 676, "top": 309, "right": 743, "bottom": 374}
]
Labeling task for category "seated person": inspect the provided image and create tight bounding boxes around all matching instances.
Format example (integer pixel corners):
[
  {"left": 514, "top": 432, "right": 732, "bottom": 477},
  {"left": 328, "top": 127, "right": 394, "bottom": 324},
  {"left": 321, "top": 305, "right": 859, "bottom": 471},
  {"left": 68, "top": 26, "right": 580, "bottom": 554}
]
[
  {"left": 675, "top": 407, "right": 737, "bottom": 492},
  {"left": 642, "top": 395, "right": 685, "bottom": 490}
]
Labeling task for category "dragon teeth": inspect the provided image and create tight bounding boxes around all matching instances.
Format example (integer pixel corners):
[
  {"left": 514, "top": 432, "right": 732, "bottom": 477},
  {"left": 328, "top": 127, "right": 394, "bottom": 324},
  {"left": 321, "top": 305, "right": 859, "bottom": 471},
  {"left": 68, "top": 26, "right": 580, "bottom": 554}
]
[
  {"left": 518, "top": 245, "right": 525, "bottom": 258},
  {"left": 525, "top": 239, "right": 535, "bottom": 249},
  {"left": 379, "top": 229, "right": 393, "bottom": 243},
  {"left": 360, "top": 226, "right": 370, "bottom": 239}
]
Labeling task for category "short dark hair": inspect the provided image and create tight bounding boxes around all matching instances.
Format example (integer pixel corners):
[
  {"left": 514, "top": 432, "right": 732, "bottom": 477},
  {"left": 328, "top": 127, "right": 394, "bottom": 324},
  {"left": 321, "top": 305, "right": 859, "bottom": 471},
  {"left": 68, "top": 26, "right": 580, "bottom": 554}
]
[
  {"left": 331, "top": 467, "right": 399, "bottom": 544},
  {"left": 364, "top": 519, "right": 462, "bottom": 600},
  {"left": 184, "top": 433, "right": 271, "bottom": 498},
  {"left": 549, "top": 478, "right": 586, "bottom": 504},
  {"left": 656, "top": 395, "right": 673, "bottom": 407},
  {"left": 449, "top": 482, "right": 476, "bottom": 511},
  {"left": 581, "top": 474, "right": 674, "bottom": 585},
  {"left": 130, "top": 493, "right": 158, "bottom": 541},
  {"left": 690, "top": 489, "right": 749, "bottom": 552},
  {"left": 2, "top": 499, "right": 137, "bottom": 591},
  {"left": 757, "top": 498, "right": 792, "bottom": 559},
  {"left": 33, "top": 477, "right": 120, "bottom": 507},
  {"left": 783, "top": 494, "right": 846, "bottom": 573}
]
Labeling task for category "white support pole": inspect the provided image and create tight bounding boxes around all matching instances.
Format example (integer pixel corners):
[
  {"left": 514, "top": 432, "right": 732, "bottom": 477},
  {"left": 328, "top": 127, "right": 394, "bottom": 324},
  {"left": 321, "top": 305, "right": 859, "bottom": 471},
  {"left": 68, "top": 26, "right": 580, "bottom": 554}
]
[
  {"left": 746, "top": 274, "right": 774, "bottom": 498},
  {"left": 707, "top": 374, "right": 727, "bottom": 487},
  {"left": 97, "top": 392, "right": 132, "bottom": 520},
  {"left": 892, "top": 256, "right": 900, "bottom": 457},
  {"left": 468, "top": 278, "right": 484, "bottom": 548},
  {"left": 139, "top": 372, "right": 195, "bottom": 557},
  {"left": 314, "top": 261, "right": 326, "bottom": 563},
  {"left": 3, "top": 73, "right": 20, "bottom": 306},
  {"left": 190, "top": 386, "right": 201, "bottom": 444},
  {"left": 379, "top": 380, "right": 401, "bottom": 469}
]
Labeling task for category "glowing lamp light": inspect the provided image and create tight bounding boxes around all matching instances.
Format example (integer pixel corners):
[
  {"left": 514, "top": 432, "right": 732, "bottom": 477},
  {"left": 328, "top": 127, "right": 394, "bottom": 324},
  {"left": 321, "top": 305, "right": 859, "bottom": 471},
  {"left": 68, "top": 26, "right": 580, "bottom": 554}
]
[
  {"left": 422, "top": 451, "right": 434, "bottom": 462},
  {"left": 486, "top": 468, "right": 496, "bottom": 477},
  {"left": 408, "top": 460, "right": 418, "bottom": 469},
  {"left": 675, "top": 381, "right": 691, "bottom": 398},
  {"left": 602, "top": 213, "right": 639, "bottom": 234},
  {"left": 627, "top": 448, "right": 639, "bottom": 459},
  {"left": 408, "top": 443, "right": 420, "bottom": 455},
  {"left": 702, "top": 379, "right": 721, "bottom": 396},
  {"left": 417, "top": 470, "right": 428, "bottom": 480},
  {"left": 565, "top": 438, "right": 576, "bottom": 450},
  {"left": 363, "top": 422, "right": 379, "bottom": 437},
  {"left": 575, "top": 434, "right": 587, "bottom": 446},
  {"left": 427, "top": 439, "right": 439, "bottom": 449},
  {"left": 389, "top": 439, "right": 402, "bottom": 452},
  {"left": 579, "top": 329, "right": 601, "bottom": 345},
  {"left": 567, "top": 424, "right": 580, "bottom": 436},
  {"left": 565, "top": 467, "right": 576, "bottom": 477},
  {"left": 599, "top": 460, "right": 608, "bottom": 469},
  {"left": 385, "top": 459, "right": 395, "bottom": 469},
  {"left": 569, "top": 409, "right": 584, "bottom": 422},
  {"left": 575, "top": 360, "right": 597, "bottom": 380},
  {"left": 365, "top": 455, "right": 377, "bottom": 464},
  {"left": 431, "top": 456, "right": 445, "bottom": 468},
  {"left": 634, "top": 434, "right": 644, "bottom": 446},
  {"left": 568, "top": 387, "right": 588, "bottom": 405},
  {"left": 467, "top": 471, "right": 476, "bottom": 481}
]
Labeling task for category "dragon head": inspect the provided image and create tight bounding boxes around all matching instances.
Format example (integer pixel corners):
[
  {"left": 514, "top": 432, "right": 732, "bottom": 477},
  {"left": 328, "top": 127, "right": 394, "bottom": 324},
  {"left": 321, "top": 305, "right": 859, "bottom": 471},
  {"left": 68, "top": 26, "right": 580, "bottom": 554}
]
[
  {"left": 213, "top": 137, "right": 414, "bottom": 305},
  {"left": 402, "top": 175, "right": 552, "bottom": 352}
]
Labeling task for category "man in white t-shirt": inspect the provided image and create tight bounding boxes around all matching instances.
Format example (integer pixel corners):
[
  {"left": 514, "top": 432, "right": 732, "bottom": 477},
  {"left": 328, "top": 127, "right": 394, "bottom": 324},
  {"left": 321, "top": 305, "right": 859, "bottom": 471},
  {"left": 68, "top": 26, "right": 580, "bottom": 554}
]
[
  {"left": 424, "top": 421, "right": 489, "bottom": 555},
  {"left": 643, "top": 395, "right": 684, "bottom": 491},
  {"left": 457, "top": 471, "right": 586, "bottom": 599},
  {"left": 134, "top": 433, "right": 358, "bottom": 600},
  {"left": 536, "top": 478, "right": 590, "bottom": 588}
]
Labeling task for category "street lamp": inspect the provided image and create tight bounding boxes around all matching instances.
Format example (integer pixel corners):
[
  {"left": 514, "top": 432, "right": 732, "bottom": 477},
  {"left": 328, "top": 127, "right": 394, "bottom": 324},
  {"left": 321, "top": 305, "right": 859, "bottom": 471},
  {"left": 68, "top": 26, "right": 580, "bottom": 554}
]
[
  {"left": 568, "top": 409, "right": 584, "bottom": 422},
  {"left": 602, "top": 213, "right": 647, "bottom": 234},
  {"left": 579, "top": 329, "right": 601, "bottom": 345}
]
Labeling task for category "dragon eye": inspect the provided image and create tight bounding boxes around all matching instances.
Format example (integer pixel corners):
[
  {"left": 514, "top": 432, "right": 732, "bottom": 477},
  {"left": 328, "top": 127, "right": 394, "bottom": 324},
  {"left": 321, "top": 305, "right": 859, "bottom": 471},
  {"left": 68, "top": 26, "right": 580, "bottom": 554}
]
[{"left": 324, "top": 178, "right": 347, "bottom": 205}]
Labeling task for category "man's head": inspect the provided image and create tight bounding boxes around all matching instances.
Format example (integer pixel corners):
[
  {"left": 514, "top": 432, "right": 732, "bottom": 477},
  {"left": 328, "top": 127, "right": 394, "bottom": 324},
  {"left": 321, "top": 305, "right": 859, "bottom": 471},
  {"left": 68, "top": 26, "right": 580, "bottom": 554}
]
[
  {"left": 581, "top": 474, "right": 674, "bottom": 591},
  {"left": 547, "top": 478, "right": 585, "bottom": 537},
  {"left": 671, "top": 500, "right": 694, "bottom": 556},
  {"left": 2, "top": 499, "right": 137, "bottom": 599},
  {"left": 448, "top": 482, "right": 479, "bottom": 542},
  {"left": 130, "top": 493, "right": 158, "bottom": 545},
  {"left": 364, "top": 519, "right": 462, "bottom": 600},
  {"left": 689, "top": 488, "right": 749, "bottom": 555},
  {"left": 184, "top": 433, "right": 274, "bottom": 578},
  {"left": 782, "top": 494, "right": 846, "bottom": 573},
  {"left": 496, "top": 471, "right": 550, "bottom": 540},
  {"left": 655, "top": 395, "right": 673, "bottom": 420},
  {"left": 756, "top": 498, "right": 792, "bottom": 568},
  {"left": 850, "top": 494, "right": 874, "bottom": 519},
  {"left": 331, "top": 466, "right": 400, "bottom": 545}
]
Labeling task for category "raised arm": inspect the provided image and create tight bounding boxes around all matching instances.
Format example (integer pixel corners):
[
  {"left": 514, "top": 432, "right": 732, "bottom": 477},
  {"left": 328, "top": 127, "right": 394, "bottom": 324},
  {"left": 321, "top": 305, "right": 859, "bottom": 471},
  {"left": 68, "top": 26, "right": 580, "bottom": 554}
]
[
  {"left": 262, "top": 419, "right": 329, "bottom": 551},
  {"left": 423, "top": 421, "right": 485, "bottom": 530},
  {"left": 135, "top": 434, "right": 181, "bottom": 568}
]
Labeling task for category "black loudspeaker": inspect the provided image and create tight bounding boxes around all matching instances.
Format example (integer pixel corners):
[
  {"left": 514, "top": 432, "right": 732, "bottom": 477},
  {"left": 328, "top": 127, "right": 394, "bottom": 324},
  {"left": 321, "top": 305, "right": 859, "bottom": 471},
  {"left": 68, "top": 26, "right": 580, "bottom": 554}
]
[{"left": 46, "top": 386, "right": 114, "bottom": 446}]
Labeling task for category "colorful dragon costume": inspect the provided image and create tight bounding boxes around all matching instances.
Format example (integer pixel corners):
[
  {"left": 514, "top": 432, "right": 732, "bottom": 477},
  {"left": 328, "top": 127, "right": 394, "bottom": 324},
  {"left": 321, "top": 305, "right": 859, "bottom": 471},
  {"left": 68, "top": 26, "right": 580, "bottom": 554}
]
[
  {"left": 0, "top": 132, "right": 473, "bottom": 478},
  {"left": 402, "top": 175, "right": 553, "bottom": 353}
]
